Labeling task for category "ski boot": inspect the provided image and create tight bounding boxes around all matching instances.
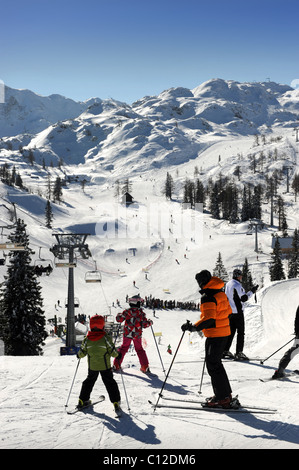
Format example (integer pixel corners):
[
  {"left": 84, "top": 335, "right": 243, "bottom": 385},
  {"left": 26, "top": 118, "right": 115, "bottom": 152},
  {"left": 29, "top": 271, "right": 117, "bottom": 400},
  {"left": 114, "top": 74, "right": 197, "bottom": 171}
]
[
  {"left": 272, "top": 368, "right": 286, "bottom": 379},
  {"left": 77, "top": 398, "right": 92, "bottom": 410},
  {"left": 113, "top": 401, "right": 122, "bottom": 417},
  {"left": 234, "top": 352, "right": 249, "bottom": 361}
]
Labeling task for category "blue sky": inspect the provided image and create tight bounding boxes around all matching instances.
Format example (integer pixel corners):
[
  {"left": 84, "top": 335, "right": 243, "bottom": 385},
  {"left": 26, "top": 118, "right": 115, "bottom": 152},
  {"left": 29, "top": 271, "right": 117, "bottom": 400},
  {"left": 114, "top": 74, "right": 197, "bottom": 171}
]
[{"left": 1, "top": 0, "right": 299, "bottom": 103}]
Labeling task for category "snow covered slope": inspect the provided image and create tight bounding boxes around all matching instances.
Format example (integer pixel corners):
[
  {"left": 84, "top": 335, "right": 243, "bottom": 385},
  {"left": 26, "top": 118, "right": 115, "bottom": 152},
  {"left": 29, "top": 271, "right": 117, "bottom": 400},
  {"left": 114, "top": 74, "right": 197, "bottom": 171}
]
[
  {"left": 0, "top": 171, "right": 298, "bottom": 450},
  {"left": 0, "top": 79, "right": 298, "bottom": 450}
]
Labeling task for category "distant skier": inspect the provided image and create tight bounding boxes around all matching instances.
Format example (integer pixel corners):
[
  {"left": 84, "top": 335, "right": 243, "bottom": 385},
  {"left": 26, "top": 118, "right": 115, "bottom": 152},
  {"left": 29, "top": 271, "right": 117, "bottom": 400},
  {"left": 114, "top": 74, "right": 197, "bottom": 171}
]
[
  {"left": 181, "top": 270, "right": 236, "bottom": 409},
  {"left": 224, "top": 269, "right": 259, "bottom": 361},
  {"left": 272, "top": 305, "right": 299, "bottom": 379},
  {"left": 113, "top": 294, "right": 153, "bottom": 374},
  {"left": 77, "top": 315, "right": 121, "bottom": 415}
]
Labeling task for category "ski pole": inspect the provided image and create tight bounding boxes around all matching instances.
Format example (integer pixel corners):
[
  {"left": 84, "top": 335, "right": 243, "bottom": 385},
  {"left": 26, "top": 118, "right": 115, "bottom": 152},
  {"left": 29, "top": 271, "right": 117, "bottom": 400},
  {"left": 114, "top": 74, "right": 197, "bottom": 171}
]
[
  {"left": 198, "top": 358, "right": 206, "bottom": 394},
  {"left": 65, "top": 358, "right": 81, "bottom": 409},
  {"left": 153, "top": 325, "right": 188, "bottom": 411},
  {"left": 260, "top": 337, "right": 294, "bottom": 364},
  {"left": 150, "top": 324, "right": 166, "bottom": 376},
  {"left": 120, "top": 368, "right": 131, "bottom": 413}
]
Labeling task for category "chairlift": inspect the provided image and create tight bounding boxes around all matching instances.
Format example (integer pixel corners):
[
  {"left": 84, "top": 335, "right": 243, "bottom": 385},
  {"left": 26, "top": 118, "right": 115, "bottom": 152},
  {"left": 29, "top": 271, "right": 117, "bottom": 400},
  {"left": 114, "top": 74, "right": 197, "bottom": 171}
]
[
  {"left": 34, "top": 247, "right": 54, "bottom": 275},
  {"left": 85, "top": 262, "right": 102, "bottom": 283}
]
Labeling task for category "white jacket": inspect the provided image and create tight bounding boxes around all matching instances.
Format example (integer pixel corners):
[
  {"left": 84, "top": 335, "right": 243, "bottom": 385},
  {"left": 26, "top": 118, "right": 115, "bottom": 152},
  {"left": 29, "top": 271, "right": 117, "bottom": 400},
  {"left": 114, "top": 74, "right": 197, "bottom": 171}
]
[{"left": 225, "top": 279, "right": 253, "bottom": 314}]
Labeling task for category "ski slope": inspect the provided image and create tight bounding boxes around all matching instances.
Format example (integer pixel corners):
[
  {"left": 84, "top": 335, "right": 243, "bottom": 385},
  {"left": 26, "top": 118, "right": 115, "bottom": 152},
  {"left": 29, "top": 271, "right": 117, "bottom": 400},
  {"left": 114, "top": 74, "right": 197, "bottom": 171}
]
[{"left": 0, "top": 167, "right": 298, "bottom": 450}]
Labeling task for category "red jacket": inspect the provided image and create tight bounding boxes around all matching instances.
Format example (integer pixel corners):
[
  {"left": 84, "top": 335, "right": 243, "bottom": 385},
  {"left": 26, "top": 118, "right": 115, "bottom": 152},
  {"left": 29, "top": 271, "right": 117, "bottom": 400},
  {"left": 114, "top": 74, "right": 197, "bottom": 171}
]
[{"left": 116, "top": 307, "right": 152, "bottom": 338}]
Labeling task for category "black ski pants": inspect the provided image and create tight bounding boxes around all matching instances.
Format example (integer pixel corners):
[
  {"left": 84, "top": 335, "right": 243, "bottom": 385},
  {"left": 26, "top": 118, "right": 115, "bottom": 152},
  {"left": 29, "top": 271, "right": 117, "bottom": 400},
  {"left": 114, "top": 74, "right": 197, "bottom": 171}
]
[
  {"left": 225, "top": 312, "right": 245, "bottom": 354},
  {"left": 205, "top": 336, "right": 232, "bottom": 400},
  {"left": 279, "top": 335, "right": 299, "bottom": 370},
  {"left": 79, "top": 368, "right": 120, "bottom": 403}
]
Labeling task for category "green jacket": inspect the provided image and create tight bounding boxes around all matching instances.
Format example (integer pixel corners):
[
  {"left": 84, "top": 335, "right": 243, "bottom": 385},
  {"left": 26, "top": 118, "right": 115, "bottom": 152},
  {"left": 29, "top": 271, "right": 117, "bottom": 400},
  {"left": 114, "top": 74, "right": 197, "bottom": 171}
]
[{"left": 78, "top": 330, "right": 118, "bottom": 371}]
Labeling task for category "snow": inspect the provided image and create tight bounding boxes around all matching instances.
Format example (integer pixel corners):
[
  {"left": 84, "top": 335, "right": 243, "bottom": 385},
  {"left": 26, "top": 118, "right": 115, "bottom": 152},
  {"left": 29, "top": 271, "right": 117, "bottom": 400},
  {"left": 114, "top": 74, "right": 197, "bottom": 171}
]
[{"left": 0, "top": 79, "right": 299, "bottom": 451}]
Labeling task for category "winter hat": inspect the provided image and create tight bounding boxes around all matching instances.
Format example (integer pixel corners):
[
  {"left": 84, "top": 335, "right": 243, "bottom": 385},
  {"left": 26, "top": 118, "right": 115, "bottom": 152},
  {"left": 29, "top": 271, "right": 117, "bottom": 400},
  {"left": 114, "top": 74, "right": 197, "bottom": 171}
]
[
  {"left": 233, "top": 268, "right": 242, "bottom": 279},
  {"left": 90, "top": 315, "right": 105, "bottom": 331},
  {"left": 195, "top": 270, "right": 211, "bottom": 288}
]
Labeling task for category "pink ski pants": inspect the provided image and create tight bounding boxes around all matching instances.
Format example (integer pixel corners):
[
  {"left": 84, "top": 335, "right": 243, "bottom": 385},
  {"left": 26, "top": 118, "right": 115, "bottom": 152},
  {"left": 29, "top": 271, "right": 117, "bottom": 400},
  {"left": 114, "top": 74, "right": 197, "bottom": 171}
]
[{"left": 114, "top": 336, "right": 149, "bottom": 368}]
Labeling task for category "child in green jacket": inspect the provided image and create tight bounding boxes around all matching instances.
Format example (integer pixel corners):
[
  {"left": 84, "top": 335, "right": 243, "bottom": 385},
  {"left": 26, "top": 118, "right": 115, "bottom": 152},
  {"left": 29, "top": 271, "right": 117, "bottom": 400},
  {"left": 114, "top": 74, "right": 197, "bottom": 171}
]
[{"left": 77, "top": 315, "right": 121, "bottom": 413}]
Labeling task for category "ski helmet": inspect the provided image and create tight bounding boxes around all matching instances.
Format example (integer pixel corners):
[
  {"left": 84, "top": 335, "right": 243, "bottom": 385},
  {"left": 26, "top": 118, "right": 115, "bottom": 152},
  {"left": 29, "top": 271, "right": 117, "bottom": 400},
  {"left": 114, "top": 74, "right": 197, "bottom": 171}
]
[
  {"left": 90, "top": 314, "right": 105, "bottom": 331},
  {"left": 129, "top": 294, "right": 142, "bottom": 307},
  {"left": 195, "top": 270, "right": 211, "bottom": 288},
  {"left": 233, "top": 268, "right": 242, "bottom": 279}
]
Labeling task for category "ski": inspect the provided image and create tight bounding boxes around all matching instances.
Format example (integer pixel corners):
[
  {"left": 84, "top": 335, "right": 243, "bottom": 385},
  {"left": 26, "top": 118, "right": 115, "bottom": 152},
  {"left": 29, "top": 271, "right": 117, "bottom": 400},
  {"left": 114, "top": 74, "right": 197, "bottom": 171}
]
[
  {"left": 260, "top": 370, "right": 299, "bottom": 383},
  {"left": 66, "top": 395, "right": 105, "bottom": 415},
  {"left": 160, "top": 395, "right": 276, "bottom": 412},
  {"left": 148, "top": 400, "right": 275, "bottom": 414}
]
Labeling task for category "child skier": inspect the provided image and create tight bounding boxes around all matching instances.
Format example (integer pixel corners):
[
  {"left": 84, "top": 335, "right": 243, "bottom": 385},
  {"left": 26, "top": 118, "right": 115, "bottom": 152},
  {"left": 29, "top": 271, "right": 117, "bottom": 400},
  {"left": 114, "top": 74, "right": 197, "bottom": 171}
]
[
  {"left": 113, "top": 294, "right": 153, "bottom": 374},
  {"left": 272, "top": 305, "right": 299, "bottom": 379},
  {"left": 181, "top": 270, "right": 236, "bottom": 409},
  {"left": 77, "top": 315, "right": 121, "bottom": 415}
]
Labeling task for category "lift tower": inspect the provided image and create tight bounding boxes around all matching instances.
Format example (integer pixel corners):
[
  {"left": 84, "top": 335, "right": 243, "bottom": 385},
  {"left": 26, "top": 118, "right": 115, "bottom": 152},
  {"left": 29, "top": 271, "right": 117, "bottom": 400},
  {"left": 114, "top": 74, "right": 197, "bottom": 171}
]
[{"left": 50, "top": 233, "right": 91, "bottom": 350}]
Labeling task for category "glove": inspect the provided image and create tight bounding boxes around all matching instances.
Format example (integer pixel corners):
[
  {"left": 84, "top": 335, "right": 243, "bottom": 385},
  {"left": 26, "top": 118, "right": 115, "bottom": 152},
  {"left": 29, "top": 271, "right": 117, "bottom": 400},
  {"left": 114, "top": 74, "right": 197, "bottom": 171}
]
[
  {"left": 251, "top": 284, "right": 259, "bottom": 294},
  {"left": 181, "top": 321, "right": 194, "bottom": 332}
]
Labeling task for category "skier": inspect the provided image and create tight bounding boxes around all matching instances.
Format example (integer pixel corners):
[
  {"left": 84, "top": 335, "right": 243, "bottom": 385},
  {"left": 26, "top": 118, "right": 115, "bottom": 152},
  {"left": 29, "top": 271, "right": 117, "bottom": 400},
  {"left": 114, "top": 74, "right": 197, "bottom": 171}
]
[
  {"left": 113, "top": 294, "right": 153, "bottom": 374},
  {"left": 181, "top": 270, "right": 236, "bottom": 409},
  {"left": 224, "top": 268, "right": 259, "bottom": 360},
  {"left": 77, "top": 315, "right": 121, "bottom": 415},
  {"left": 272, "top": 305, "right": 299, "bottom": 379}
]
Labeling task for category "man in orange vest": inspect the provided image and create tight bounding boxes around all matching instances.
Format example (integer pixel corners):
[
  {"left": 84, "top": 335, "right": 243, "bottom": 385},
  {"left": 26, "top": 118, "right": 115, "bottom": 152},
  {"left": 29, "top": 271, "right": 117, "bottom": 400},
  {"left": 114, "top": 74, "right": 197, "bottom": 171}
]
[{"left": 182, "top": 270, "right": 238, "bottom": 409}]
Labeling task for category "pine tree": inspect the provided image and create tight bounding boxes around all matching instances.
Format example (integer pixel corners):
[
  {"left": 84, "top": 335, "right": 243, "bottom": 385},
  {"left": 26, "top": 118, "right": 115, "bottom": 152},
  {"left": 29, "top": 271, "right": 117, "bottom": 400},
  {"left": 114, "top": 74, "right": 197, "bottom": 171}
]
[
  {"left": 0, "top": 220, "right": 47, "bottom": 355},
  {"left": 53, "top": 176, "right": 63, "bottom": 203},
  {"left": 163, "top": 172, "right": 175, "bottom": 200},
  {"left": 241, "top": 258, "right": 253, "bottom": 291},
  {"left": 269, "top": 237, "right": 286, "bottom": 281},
  {"left": 288, "top": 228, "right": 299, "bottom": 279},
  {"left": 45, "top": 200, "right": 53, "bottom": 228},
  {"left": 213, "top": 252, "right": 228, "bottom": 282},
  {"left": 209, "top": 181, "right": 221, "bottom": 219}
]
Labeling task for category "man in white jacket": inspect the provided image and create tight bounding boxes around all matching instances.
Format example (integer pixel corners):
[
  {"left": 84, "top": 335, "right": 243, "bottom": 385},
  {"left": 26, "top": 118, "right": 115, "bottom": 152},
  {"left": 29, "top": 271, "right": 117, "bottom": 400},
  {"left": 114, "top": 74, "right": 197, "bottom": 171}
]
[{"left": 224, "top": 269, "right": 258, "bottom": 360}]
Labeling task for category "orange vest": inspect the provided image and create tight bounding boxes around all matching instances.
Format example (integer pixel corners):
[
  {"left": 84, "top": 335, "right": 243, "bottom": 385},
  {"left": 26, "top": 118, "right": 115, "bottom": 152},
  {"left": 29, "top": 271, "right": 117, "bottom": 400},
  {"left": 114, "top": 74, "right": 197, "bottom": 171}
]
[{"left": 194, "top": 276, "right": 231, "bottom": 338}]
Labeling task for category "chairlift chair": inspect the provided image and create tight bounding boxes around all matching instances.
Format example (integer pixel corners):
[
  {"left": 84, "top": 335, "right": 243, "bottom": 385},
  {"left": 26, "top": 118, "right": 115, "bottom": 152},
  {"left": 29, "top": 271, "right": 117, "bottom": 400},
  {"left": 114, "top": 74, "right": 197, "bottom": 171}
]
[{"left": 85, "top": 261, "right": 102, "bottom": 283}]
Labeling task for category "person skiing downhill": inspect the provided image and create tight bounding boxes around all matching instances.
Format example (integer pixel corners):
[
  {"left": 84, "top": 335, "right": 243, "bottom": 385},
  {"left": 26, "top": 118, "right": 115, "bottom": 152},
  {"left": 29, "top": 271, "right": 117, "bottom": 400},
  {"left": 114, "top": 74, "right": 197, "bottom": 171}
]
[
  {"left": 272, "top": 305, "right": 299, "bottom": 379},
  {"left": 77, "top": 315, "right": 121, "bottom": 414},
  {"left": 181, "top": 270, "right": 237, "bottom": 409},
  {"left": 113, "top": 294, "right": 153, "bottom": 374},
  {"left": 224, "top": 268, "right": 258, "bottom": 360}
]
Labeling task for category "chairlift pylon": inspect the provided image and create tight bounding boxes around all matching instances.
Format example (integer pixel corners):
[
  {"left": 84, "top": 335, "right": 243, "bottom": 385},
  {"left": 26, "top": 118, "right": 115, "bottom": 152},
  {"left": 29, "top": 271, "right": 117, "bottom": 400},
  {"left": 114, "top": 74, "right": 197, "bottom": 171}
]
[{"left": 85, "top": 261, "right": 102, "bottom": 283}]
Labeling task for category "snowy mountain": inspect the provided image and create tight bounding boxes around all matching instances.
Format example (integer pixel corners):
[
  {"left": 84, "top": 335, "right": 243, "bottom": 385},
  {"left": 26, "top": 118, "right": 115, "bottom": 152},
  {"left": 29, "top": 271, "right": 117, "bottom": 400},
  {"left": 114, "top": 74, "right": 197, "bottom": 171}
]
[
  {"left": 1, "top": 78, "right": 298, "bottom": 175},
  {"left": 0, "top": 79, "right": 299, "bottom": 450},
  {"left": 0, "top": 85, "right": 101, "bottom": 138}
]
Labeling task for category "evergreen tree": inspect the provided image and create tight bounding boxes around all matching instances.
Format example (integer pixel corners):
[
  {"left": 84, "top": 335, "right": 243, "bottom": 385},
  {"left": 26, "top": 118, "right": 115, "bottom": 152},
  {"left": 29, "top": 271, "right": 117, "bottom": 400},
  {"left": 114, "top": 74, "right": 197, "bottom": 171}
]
[
  {"left": 122, "top": 178, "right": 132, "bottom": 194},
  {"left": 45, "top": 200, "right": 53, "bottom": 228},
  {"left": 288, "top": 228, "right": 299, "bottom": 279},
  {"left": 163, "top": 172, "right": 175, "bottom": 200},
  {"left": 275, "top": 196, "right": 288, "bottom": 235},
  {"left": 241, "top": 258, "right": 253, "bottom": 291},
  {"left": 194, "top": 178, "right": 205, "bottom": 208},
  {"left": 269, "top": 237, "right": 286, "bottom": 281},
  {"left": 241, "top": 185, "right": 251, "bottom": 221},
  {"left": 53, "top": 176, "right": 63, "bottom": 203},
  {"left": 209, "top": 181, "right": 221, "bottom": 219},
  {"left": 0, "top": 220, "right": 47, "bottom": 355},
  {"left": 213, "top": 252, "right": 228, "bottom": 282}
]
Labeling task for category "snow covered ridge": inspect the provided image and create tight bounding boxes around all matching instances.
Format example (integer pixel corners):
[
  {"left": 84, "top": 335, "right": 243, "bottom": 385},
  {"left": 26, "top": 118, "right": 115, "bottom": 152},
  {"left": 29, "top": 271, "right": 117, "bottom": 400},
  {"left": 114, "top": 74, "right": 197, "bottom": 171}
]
[{"left": 0, "top": 78, "right": 298, "bottom": 171}]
